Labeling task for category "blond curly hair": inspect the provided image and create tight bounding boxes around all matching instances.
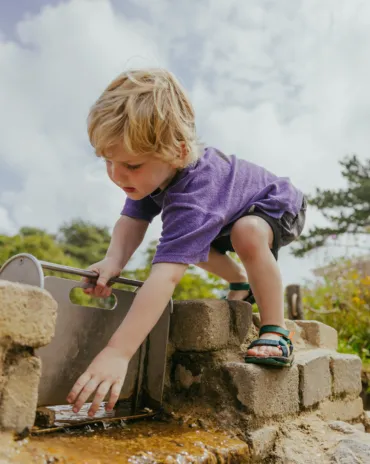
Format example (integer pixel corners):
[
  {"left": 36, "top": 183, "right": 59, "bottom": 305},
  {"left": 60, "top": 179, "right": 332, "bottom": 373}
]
[{"left": 87, "top": 68, "right": 201, "bottom": 167}]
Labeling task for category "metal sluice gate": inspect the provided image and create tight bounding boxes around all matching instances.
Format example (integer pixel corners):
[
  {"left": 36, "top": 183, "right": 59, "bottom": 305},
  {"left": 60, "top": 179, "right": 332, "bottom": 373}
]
[{"left": 0, "top": 253, "right": 172, "bottom": 428}]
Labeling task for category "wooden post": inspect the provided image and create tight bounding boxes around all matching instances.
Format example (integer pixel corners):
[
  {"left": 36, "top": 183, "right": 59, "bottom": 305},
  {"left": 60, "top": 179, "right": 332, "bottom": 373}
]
[{"left": 285, "top": 284, "right": 304, "bottom": 320}]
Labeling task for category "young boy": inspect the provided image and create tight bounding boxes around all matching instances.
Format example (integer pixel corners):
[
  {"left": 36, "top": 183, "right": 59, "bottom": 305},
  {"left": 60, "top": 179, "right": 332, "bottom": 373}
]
[{"left": 67, "top": 68, "right": 306, "bottom": 417}]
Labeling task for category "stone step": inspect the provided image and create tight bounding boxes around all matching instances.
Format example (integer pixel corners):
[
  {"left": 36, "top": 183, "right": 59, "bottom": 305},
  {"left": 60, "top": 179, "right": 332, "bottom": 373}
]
[
  {"left": 170, "top": 300, "right": 339, "bottom": 353},
  {"left": 224, "top": 350, "right": 363, "bottom": 421},
  {"left": 170, "top": 299, "right": 253, "bottom": 351}
]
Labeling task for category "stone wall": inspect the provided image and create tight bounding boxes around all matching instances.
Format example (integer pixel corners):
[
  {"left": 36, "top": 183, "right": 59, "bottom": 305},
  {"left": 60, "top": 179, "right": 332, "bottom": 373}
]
[
  {"left": 165, "top": 299, "right": 366, "bottom": 456},
  {"left": 0, "top": 278, "right": 366, "bottom": 456},
  {"left": 0, "top": 281, "right": 57, "bottom": 433}
]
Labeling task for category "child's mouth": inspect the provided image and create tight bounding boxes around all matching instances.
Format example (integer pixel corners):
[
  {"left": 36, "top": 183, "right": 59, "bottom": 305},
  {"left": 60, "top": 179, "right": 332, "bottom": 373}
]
[{"left": 122, "top": 187, "right": 136, "bottom": 193}]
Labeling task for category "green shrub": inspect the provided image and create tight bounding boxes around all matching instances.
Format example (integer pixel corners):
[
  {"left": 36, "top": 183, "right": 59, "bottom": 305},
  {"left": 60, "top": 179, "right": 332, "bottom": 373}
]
[{"left": 303, "top": 260, "right": 370, "bottom": 364}]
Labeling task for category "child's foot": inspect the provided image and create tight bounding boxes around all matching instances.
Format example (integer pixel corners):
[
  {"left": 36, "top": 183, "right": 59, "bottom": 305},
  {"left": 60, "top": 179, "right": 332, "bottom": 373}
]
[
  {"left": 246, "top": 332, "right": 285, "bottom": 357},
  {"left": 227, "top": 289, "right": 250, "bottom": 300}
]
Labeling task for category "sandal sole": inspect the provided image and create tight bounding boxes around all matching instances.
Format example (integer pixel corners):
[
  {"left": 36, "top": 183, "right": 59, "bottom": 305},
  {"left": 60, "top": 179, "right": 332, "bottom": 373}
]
[{"left": 244, "top": 355, "right": 294, "bottom": 368}]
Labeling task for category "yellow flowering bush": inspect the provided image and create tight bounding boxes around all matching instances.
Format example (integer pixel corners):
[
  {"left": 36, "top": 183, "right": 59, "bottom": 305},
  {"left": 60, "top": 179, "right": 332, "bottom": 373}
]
[{"left": 303, "top": 259, "right": 370, "bottom": 363}]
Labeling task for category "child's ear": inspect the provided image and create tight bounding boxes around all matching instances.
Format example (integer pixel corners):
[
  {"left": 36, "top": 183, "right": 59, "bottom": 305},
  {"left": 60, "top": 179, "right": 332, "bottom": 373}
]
[
  {"left": 175, "top": 142, "right": 187, "bottom": 167},
  {"left": 179, "top": 141, "right": 187, "bottom": 160},
  {"left": 170, "top": 142, "right": 187, "bottom": 169}
]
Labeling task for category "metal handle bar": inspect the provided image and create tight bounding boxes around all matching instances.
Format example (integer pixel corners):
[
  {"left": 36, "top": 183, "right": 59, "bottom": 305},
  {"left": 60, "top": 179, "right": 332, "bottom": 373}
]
[{"left": 39, "top": 260, "right": 143, "bottom": 287}]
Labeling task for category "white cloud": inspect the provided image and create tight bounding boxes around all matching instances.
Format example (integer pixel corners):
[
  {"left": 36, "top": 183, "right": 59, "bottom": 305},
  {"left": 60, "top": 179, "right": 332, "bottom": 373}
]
[
  {"left": 0, "top": 0, "right": 166, "bottom": 234},
  {"left": 1, "top": 0, "right": 369, "bottom": 285},
  {"left": 0, "top": 206, "right": 17, "bottom": 235}
]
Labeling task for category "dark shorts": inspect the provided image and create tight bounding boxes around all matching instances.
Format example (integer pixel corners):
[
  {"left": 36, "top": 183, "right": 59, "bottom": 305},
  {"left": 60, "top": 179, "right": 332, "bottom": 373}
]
[{"left": 211, "top": 196, "right": 307, "bottom": 260}]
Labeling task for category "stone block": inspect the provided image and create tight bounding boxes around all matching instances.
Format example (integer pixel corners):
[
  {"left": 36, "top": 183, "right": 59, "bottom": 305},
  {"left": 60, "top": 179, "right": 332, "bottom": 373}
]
[
  {"left": 249, "top": 425, "right": 279, "bottom": 460},
  {"left": 0, "top": 345, "right": 7, "bottom": 378},
  {"left": 228, "top": 300, "right": 253, "bottom": 346},
  {"left": 330, "top": 353, "right": 362, "bottom": 397},
  {"left": 225, "top": 362, "right": 299, "bottom": 418},
  {"left": 0, "top": 351, "right": 41, "bottom": 432},
  {"left": 174, "top": 364, "right": 202, "bottom": 390},
  {"left": 295, "top": 320, "right": 338, "bottom": 350},
  {"left": 319, "top": 398, "right": 363, "bottom": 422},
  {"left": 0, "top": 281, "right": 57, "bottom": 348},
  {"left": 295, "top": 350, "right": 331, "bottom": 408},
  {"left": 284, "top": 320, "right": 307, "bottom": 351},
  {"left": 170, "top": 300, "right": 230, "bottom": 351},
  {"left": 331, "top": 438, "right": 370, "bottom": 463}
]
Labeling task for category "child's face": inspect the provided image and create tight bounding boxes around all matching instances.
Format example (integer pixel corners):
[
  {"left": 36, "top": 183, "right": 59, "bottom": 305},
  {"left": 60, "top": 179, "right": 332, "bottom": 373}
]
[{"left": 104, "top": 144, "right": 178, "bottom": 199}]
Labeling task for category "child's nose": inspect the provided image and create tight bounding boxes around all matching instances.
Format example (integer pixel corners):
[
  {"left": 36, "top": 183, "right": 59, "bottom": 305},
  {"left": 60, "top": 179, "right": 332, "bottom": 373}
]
[{"left": 111, "top": 164, "right": 127, "bottom": 183}]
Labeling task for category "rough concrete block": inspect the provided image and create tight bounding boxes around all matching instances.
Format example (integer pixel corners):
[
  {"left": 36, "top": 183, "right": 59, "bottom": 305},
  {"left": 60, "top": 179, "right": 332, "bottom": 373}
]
[
  {"left": 0, "top": 345, "right": 7, "bottom": 378},
  {"left": 319, "top": 398, "right": 363, "bottom": 422},
  {"left": 228, "top": 300, "right": 253, "bottom": 346},
  {"left": 284, "top": 320, "right": 307, "bottom": 351},
  {"left": 225, "top": 362, "right": 299, "bottom": 418},
  {"left": 174, "top": 364, "right": 202, "bottom": 390},
  {"left": 249, "top": 425, "right": 279, "bottom": 460},
  {"left": 330, "top": 353, "right": 362, "bottom": 397},
  {"left": 0, "top": 281, "right": 57, "bottom": 347},
  {"left": 295, "top": 320, "right": 338, "bottom": 350},
  {"left": 170, "top": 300, "right": 230, "bottom": 351},
  {"left": 295, "top": 350, "right": 331, "bottom": 408},
  {"left": 0, "top": 352, "right": 41, "bottom": 432}
]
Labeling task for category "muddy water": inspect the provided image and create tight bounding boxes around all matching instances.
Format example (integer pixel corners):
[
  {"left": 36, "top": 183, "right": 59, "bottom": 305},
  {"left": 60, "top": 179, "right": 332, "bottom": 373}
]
[
  {"left": 0, "top": 405, "right": 250, "bottom": 463},
  {"left": 1, "top": 423, "right": 249, "bottom": 463}
]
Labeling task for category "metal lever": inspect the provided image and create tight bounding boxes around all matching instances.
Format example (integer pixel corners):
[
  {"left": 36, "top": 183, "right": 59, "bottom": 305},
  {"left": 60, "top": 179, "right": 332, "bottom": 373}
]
[{"left": 39, "top": 260, "right": 143, "bottom": 288}]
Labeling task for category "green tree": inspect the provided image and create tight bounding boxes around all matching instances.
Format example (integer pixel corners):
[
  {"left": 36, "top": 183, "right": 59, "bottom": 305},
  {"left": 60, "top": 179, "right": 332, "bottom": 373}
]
[
  {"left": 293, "top": 155, "right": 370, "bottom": 257},
  {"left": 58, "top": 219, "right": 111, "bottom": 267},
  {"left": 303, "top": 262, "right": 370, "bottom": 364},
  {"left": 0, "top": 229, "right": 74, "bottom": 267}
]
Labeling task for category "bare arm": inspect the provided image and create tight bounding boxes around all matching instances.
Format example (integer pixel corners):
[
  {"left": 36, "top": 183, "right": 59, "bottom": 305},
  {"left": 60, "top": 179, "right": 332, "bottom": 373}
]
[
  {"left": 68, "top": 262, "right": 187, "bottom": 415},
  {"left": 106, "top": 215, "right": 149, "bottom": 269},
  {"left": 108, "top": 262, "right": 188, "bottom": 358},
  {"left": 83, "top": 215, "right": 149, "bottom": 296}
]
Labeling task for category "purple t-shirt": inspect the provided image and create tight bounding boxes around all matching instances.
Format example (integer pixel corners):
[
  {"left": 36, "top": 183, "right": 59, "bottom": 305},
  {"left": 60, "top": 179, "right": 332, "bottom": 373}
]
[{"left": 121, "top": 147, "right": 303, "bottom": 265}]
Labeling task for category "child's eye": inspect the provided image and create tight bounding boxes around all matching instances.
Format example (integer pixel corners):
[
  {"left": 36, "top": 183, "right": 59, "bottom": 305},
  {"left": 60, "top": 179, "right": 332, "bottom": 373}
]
[{"left": 126, "top": 164, "right": 142, "bottom": 171}]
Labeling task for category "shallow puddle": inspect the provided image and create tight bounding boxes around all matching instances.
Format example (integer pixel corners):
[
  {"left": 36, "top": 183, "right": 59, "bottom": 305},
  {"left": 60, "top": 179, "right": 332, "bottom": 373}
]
[{"left": 1, "top": 418, "right": 250, "bottom": 463}]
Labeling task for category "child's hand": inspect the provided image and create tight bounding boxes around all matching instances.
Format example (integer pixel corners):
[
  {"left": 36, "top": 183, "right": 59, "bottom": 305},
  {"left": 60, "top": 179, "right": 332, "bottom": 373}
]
[
  {"left": 66, "top": 346, "right": 129, "bottom": 417},
  {"left": 82, "top": 257, "right": 122, "bottom": 298}
]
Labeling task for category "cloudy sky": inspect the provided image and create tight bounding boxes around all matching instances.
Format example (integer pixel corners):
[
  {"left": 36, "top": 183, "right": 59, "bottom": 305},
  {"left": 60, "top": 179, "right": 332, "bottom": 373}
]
[{"left": 1, "top": 0, "right": 369, "bottom": 286}]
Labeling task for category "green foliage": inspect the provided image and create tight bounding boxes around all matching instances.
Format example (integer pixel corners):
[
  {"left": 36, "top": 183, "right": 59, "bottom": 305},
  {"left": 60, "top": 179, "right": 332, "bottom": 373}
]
[
  {"left": 58, "top": 219, "right": 111, "bottom": 267},
  {"left": 302, "top": 260, "right": 370, "bottom": 363},
  {"left": 0, "top": 231, "right": 74, "bottom": 267},
  {"left": 293, "top": 155, "right": 370, "bottom": 257}
]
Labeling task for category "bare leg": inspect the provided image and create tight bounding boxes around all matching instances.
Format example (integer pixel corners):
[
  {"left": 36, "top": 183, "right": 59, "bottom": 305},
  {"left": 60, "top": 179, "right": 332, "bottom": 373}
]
[
  {"left": 230, "top": 216, "right": 286, "bottom": 357},
  {"left": 197, "top": 247, "right": 250, "bottom": 300}
]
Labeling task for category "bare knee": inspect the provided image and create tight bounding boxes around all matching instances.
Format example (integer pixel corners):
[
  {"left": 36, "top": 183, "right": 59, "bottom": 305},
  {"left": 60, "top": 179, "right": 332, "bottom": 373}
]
[{"left": 230, "top": 216, "right": 273, "bottom": 259}]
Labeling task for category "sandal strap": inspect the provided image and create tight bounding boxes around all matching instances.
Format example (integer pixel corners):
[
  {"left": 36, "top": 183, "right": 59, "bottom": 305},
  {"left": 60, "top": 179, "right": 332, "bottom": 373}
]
[
  {"left": 259, "top": 325, "right": 291, "bottom": 339},
  {"left": 229, "top": 282, "right": 251, "bottom": 291},
  {"left": 248, "top": 338, "right": 292, "bottom": 358}
]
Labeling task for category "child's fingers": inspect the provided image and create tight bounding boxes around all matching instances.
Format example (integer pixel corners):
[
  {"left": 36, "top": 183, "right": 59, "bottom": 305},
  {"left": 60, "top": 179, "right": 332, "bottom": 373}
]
[
  {"left": 66, "top": 372, "right": 92, "bottom": 404},
  {"left": 72, "top": 377, "right": 100, "bottom": 413},
  {"left": 97, "top": 288, "right": 110, "bottom": 298},
  {"left": 88, "top": 380, "right": 111, "bottom": 417},
  {"left": 81, "top": 281, "right": 94, "bottom": 295},
  {"left": 106, "top": 380, "right": 123, "bottom": 412}
]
